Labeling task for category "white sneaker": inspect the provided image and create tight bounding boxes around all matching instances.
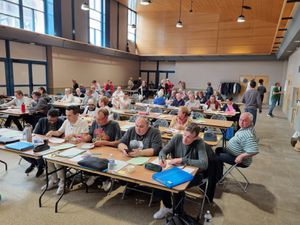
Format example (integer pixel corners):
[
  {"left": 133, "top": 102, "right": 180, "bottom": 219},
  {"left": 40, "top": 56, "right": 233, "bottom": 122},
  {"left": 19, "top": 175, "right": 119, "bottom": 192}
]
[
  {"left": 56, "top": 183, "right": 64, "bottom": 195},
  {"left": 102, "top": 180, "right": 112, "bottom": 192},
  {"left": 153, "top": 207, "right": 173, "bottom": 219},
  {"left": 41, "top": 179, "right": 58, "bottom": 191},
  {"left": 86, "top": 176, "right": 98, "bottom": 186}
]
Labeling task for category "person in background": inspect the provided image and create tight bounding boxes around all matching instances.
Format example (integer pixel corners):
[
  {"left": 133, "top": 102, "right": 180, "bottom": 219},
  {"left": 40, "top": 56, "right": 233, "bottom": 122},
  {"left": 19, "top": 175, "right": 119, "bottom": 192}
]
[
  {"left": 178, "top": 80, "right": 186, "bottom": 90},
  {"left": 98, "top": 96, "right": 113, "bottom": 120},
  {"left": 22, "top": 109, "right": 64, "bottom": 177},
  {"left": 60, "top": 88, "right": 75, "bottom": 103},
  {"left": 153, "top": 90, "right": 166, "bottom": 106},
  {"left": 118, "top": 116, "right": 162, "bottom": 157},
  {"left": 91, "top": 80, "right": 101, "bottom": 92},
  {"left": 165, "top": 79, "right": 174, "bottom": 96},
  {"left": 153, "top": 124, "right": 208, "bottom": 219},
  {"left": 242, "top": 80, "right": 261, "bottom": 125},
  {"left": 139, "top": 80, "right": 149, "bottom": 99},
  {"left": 170, "top": 106, "right": 192, "bottom": 130},
  {"left": 206, "top": 82, "right": 214, "bottom": 99},
  {"left": 74, "top": 88, "right": 85, "bottom": 98},
  {"left": 185, "top": 93, "right": 200, "bottom": 110},
  {"left": 119, "top": 93, "right": 131, "bottom": 110},
  {"left": 90, "top": 86, "right": 99, "bottom": 102},
  {"left": 82, "top": 89, "right": 96, "bottom": 106},
  {"left": 198, "top": 91, "right": 207, "bottom": 104},
  {"left": 215, "top": 112, "right": 258, "bottom": 181},
  {"left": 82, "top": 98, "right": 97, "bottom": 117},
  {"left": 112, "top": 86, "right": 124, "bottom": 109},
  {"left": 79, "top": 85, "right": 86, "bottom": 94},
  {"left": 45, "top": 105, "right": 89, "bottom": 195},
  {"left": 37, "top": 87, "right": 49, "bottom": 100},
  {"left": 104, "top": 80, "right": 114, "bottom": 94},
  {"left": 215, "top": 91, "right": 224, "bottom": 101},
  {"left": 257, "top": 79, "right": 267, "bottom": 104},
  {"left": 171, "top": 93, "right": 185, "bottom": 107},
  {"left": 205, "top": 95, "right": 221, "bottom": 111},
  {"left": 222, "top": 97, "right": 241, "bottom": 128},
  {"left": 1, "top": 90, "right": 30, "bottom": 130},
  {"left": 72, "top": 80, "right": 79, "bottom": 93},
  {"left": 128, "top": 77, "right": 134, "bottom": 90},
  {"left": 267, "top": 82, "right": 283, "bottom": 118}
]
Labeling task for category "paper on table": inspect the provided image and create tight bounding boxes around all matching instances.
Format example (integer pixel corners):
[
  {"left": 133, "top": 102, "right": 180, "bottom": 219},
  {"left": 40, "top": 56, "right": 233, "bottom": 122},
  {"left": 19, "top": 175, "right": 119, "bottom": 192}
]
[
  {"left": 151, "top": 157, "right": 160, "bottom": 165},
  {"left": 57, "top": 148, "right": 85, "bottom": 158},
  {"left": 121, "top": 125, "right": 134, "bottom": 131},
  {"left": 127, "top": 157, "right": 150, "bottom": 165},
  {"left": 178, "top": 166, "right": 195, "bottom": 174},
  {"left": 0, "top": 129, "right": 23, "bottom": 137},
  {"left": 112, "top": 160, "right": 128, "bottom": 172},
  {"left": 71, "top": 154, "right": 87, "bottom": 162},
  {"left": 50, "top": 143, "right": 76, "bottom": 151}
]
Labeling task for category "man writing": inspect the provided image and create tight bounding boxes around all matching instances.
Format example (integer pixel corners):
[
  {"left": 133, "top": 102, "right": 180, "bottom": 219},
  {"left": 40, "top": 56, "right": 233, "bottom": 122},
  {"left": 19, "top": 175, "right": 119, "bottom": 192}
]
[{"left": 153, "top": 124, "right": 208, "bottom": 219}]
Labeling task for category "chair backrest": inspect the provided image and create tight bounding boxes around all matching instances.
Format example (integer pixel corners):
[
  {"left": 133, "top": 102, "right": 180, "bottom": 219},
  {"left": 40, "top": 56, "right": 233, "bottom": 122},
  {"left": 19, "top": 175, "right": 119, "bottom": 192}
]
[
  {"left": 192, "top": 112, "right": 204, "bottom": 119},
  {"left": 152, "top": 119, "right": 169, "bottom": 128},
  {"left": 128, "top": 115, "right": 138, "bottom": 123},
  {"left": 131, "top": 94, "right": 139, "bottom": 100},
  {"left": 135, "top": 105, "right": 147, "bottom": 112},
  {"left": 150, "top": 107, "right": 163, "bottom": 113},
  {"left": 211, "top": 114, "right": 227, "bottom": 121},
  {"left": 113, "top": 112, "right": 120, "bottom": 120},
  {"left": 142, "top": 99, "right": 153, "bottom": 104},
  {"left": 169, "top": 109, "right": 178, "bottom": 115}
]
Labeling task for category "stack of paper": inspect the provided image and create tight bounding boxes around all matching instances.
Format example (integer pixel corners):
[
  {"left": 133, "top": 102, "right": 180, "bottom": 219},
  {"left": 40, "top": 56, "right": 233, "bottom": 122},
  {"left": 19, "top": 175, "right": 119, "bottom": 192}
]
[
  {"left": 57, "top": 148, "right": 85, "bottom": 158},
  {"left": 127, "top": 157, "right": 150, "bottom": 165}
]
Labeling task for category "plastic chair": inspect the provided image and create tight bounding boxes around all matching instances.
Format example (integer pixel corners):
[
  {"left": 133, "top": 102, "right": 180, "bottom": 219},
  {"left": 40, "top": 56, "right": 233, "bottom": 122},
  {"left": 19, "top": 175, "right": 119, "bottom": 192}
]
[
  {"left": 150, "top": 107, "right": 163, "bottom": 113},
  {"left": 152, "top": 119, "right": 169, "bottom": 128},
  {"left": 192, "top": 112, "right": 204, "bottom": 119},
  {"left": 218, "top": 163, "right": 250, "bottom": 192},
  {"left": 128, "top": 115, "right": 139, "bottom": 123},
  {"left": 211, "top": 114, "right": 227, "bottom": 121},
  {"left": 113, "top": 112, "right": 120, "bottom": 120},
  {"left": 169, "top": 109, "right": 178, "bottom": 115},
  {"left": 135, "top": 105, "right": 147, "bottom": 112}
]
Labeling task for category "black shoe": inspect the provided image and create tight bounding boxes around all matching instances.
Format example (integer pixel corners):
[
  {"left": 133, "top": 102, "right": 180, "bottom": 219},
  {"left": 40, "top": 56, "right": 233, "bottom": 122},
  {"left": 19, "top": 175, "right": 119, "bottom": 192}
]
[
  {"left": 35, "top": 167, "right": 44, "bottom": 177},
  {"left": 25, "top": 164, "right": 35, "bottom": 174}
]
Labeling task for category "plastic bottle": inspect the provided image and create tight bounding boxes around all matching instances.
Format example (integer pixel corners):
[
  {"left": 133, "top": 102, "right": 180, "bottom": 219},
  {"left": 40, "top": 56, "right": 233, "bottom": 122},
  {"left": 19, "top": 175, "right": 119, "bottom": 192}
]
[
  {"left": 21, "top": 102, "right": 25, "bottom": 113},
  {"left": 23, "top": 124, "right": 32, "bottom": 142},
  {"left": 108, "top": 153, "right": 115, "bottom": 172},
  {"left": 203, "top": 210, "right": 212, "bottom": 225},
  {"left": 146, "top": 105, "right": 150, "bottom": 114}
]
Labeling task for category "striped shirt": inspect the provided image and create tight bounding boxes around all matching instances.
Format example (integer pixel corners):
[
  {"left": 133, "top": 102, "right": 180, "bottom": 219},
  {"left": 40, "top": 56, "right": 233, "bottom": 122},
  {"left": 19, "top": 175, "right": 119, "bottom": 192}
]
[{"left": 227, "top": 127, "right": 258, "bottom": 166}]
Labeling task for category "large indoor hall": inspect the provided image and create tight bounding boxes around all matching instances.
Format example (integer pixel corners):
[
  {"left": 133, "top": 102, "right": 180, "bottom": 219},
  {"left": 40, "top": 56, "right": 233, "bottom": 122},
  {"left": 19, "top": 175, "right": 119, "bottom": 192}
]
[{"left": 0, "top": 0, "right": 300, "bottom": 225}]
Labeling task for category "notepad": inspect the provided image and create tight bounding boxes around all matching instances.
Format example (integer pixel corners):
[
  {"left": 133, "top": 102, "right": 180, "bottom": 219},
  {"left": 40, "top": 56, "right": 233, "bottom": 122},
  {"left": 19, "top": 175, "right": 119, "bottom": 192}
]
[
  {"left": 127, "top": 157, "right": 150, "bottom": 165},
  {"left": 50, "top": 143, "right": 76, "bottom": 151},
  {"left": 57, "top": 148, "right": 85, "bottom": 158},
  {"left": 112, "top": 160, "right": 129, "bottom": 172},
  {"left": 121, "top": 125, "right": 134, "bottom": 131},
  {"left": 5, "top": 141, "right": 34, "bottom": 151}
]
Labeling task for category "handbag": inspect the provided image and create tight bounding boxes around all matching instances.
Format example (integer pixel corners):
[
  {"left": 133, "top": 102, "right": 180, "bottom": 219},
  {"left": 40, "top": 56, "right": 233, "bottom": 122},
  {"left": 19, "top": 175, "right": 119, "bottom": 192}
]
[{"left": 78, "top": 157, "right": 109, "bottom": 171}]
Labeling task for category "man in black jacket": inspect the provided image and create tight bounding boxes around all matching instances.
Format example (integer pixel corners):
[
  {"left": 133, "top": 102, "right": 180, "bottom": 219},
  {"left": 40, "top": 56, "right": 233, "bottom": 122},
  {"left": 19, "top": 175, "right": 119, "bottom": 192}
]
[{"left": 22, "top": 109, "right": 64, "bottom": 177}]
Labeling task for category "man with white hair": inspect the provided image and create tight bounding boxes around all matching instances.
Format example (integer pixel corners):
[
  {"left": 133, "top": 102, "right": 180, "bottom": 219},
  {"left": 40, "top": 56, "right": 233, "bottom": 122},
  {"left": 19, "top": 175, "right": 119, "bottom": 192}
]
[
  {"left": 112, "top": 86, "right": 124, "bottom": 109},
  {"left": 153, "top": 90, "right": 166, "bottom": 105},
  {"left": 185, "top": 93, "right": 200, "bottom": 110},
  {"left": 61, "top": 88, "right": 74, "bottom": 103},
  {"left": 215, "top": 112, "right": 259, "bottom": 180}
]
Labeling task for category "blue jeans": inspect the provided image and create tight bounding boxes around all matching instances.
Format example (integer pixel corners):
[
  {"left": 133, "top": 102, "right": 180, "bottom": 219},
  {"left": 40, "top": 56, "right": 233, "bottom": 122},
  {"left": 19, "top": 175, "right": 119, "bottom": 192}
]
[
  {"left": 268, "top": 98, "right": 277, "bottom": 116},
  {"left": 245, "top": 108, "right": 257, "bottom": 125}
]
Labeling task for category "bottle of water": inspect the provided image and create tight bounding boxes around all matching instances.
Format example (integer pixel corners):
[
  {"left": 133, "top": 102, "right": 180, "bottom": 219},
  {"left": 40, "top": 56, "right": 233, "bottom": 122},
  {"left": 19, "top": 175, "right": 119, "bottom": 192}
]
[
  {"left": 146, "top": 105, "right": 150, "bottom": 114},
  {"left": 108, "top": 153, "right": 115, "bottom": 172},
  {"left": 204, "top": 210, "right": 212, "bottom": 225},
  {"left": 23, "top": 124, "right": 32, "bottom": 142}
]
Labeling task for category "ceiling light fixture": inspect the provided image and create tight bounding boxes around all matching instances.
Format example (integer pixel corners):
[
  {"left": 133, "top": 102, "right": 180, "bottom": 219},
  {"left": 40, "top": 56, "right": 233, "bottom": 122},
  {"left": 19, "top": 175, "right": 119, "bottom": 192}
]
[
  {"left": 189, "top": 0, "right": 193, "bottom": 13},
  {"left": 81, "top": 1, "right": 89, "bottom": 11},
  {"left": 140, "top": 0, "right": 151, "bottom": 5},
  {"left": 237, "top": 0, "right": 251, "bottom": 23},
  {"left": 176, "top": 0, "right": 183, "bottom": 28}
]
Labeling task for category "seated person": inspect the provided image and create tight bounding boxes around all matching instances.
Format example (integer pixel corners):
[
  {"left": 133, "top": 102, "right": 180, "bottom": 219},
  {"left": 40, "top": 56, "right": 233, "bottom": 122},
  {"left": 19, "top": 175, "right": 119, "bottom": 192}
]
[
  {"left": 170, "top": 106, "right": 192, "bottom": 130},
  {"left": 153, "top": 90, "right": 166, "bottom": 106},
  {"left": 83, "top": 108, "right": 122, "bottom": 187},
  {"left": 74, "top": 88, "right": 85, "bottom": 98},
  {"left": 222, "top": 97, "right": 241, "bottom": 125},
  {"left": 90, "top": 86, "right": 99, "bottom": 101},
  {"left": 45, "top": 105, "right": 89, "bottom": 195},
  {"left": 197, "top": 91, "right": 207, "bottom": 104},
  {"left": 1, "top": 90, "right": 30, "bottom": 131},
  {"left": 82, "top": 89, "right": 96, "bottom": 106},
  {"left": 112, "top": 86, "right": 124, "bottom": 109},
  {"left": 118, "top": 116, "right": 162, "bottom": 157},
  {"left": 60, "top": 88, "right": 75, "bottom": 103},
  {"left": 215, "top": 91, "right": 224, "bottom": 101},
  {"left": 170, "top": 93, "right": 185, "bottom": 107},
  {"left": 215, "top": 112, "right": 259, "bottom": 181},
  {"left": 205, "top": 95, "right": 221, "bottom": 111},
  {"left": 153, "top": 124, "right": 208, "bottom": 219},
  {"left": 82, "top": 99, "right": 97, "bottom": 117},
  {"left": 22, "top": 109, "right": 64, "bottom": 177},
  {"left": 119, "top": 93, "right": 131, "bottom": 110},
  {"left": 98, "top": 96, "right": 113, "bottom": 120},
  {"left": 185, "top": 93, "right": 200, "bottom": 110}
]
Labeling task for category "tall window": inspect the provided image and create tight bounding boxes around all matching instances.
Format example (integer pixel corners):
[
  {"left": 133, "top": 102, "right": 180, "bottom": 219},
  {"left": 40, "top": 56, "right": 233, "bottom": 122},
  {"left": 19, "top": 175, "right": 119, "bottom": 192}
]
[
  {"left": 0, "top": 0, "right": 54, "bottom": 35},
  {"left": 127, "top": 9, "right": 136, "bottom": 43},
  {"left": 0, "top": 0, "right": 20, "bottom": 28},
  {"left": 89, "top": 0, "right": 105, "bottom": 47}
]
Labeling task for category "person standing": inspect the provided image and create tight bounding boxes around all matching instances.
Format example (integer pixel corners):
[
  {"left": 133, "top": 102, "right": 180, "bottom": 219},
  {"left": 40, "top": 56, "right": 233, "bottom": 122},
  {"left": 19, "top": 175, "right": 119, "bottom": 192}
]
[
  {"left": 72, "top": 80, "right": 79, "bottom": 93},
  {"left": 205, "top": 82, "right": 214, "bottom": 100},
  {"left": 242, "top": 80, "right": 261, "bottom": 125},
  {"left": 267, "top": 82, "right": 283, "bottom": 118},
  {"left": 257, "top": 79, "right": 267, "bottom": 104}
]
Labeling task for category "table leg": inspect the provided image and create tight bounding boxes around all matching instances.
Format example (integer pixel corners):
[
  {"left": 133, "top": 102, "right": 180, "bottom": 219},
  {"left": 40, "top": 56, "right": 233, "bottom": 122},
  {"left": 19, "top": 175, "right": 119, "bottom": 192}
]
[
  {"left": 39, "top": 160, "right": 49, "bottom": 207},
  {"left": 0, "top": 160, "right": 7, "bottom": 171},
  {"left": 55, "top": 167, "right": 66, "bottom": 213}
]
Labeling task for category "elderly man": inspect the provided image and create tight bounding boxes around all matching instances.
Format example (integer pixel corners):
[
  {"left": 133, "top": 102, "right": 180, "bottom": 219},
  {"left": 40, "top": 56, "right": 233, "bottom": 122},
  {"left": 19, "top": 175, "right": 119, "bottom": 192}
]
[
  {"left": 215, "top": 112, "right": 259, "bottom": 181},
  {"left": 82, "top": 88, "right": 96, "bottom": 106},
  {"left": 45, "top": 105, "right": 89, "bottom": 195},
  {"left": 112, "top": 86, "right": 124, "bottom": 109},
  {"left": 153, "top": 124, "right": 208, "bottom": 219},
  {"left": 118, "top": 116, "right": 162, "bottom": 157},
  {"left": 185, "top": 93, "right": 200, "bottom": 110},
  {"left": 60, "top": 88, "right": 74, "bottom": 103},
  {"left": 22, "top": 109, "right": 64, "bottom": 177},
  {"left": 171, "top": 92, "right": 185, "bottom": 107}
]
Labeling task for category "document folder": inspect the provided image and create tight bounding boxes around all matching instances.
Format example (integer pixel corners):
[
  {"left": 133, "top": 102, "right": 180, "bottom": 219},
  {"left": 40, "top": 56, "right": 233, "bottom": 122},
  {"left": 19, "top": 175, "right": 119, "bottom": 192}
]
[
  {"left": 152, "top": 167, "right": 193, "bottom": 188},
  {"left": 5, "top": 142, "right": 34, "bottom": 151}
]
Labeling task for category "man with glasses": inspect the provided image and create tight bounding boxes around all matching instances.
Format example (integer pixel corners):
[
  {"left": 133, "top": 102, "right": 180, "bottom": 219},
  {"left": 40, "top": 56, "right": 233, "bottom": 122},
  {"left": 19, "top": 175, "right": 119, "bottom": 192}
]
[{"left": 153, "top": 124, "right": 208, "bottom": 219}]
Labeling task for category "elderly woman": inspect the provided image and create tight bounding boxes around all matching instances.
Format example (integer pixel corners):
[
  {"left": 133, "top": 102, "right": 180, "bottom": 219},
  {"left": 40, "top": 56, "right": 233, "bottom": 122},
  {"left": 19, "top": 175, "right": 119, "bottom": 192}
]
[
  {"left": 153, "top": 90, "right": 166, "bottom": 106},
  {"left": 169, "top": 106, "right": 192, "bottom": 130},
  {"left": 205, "top": 95, "right": 221, "bottom": 111},
  {"left": 60, "top": 88, "right": 74, "bottom": 103}
]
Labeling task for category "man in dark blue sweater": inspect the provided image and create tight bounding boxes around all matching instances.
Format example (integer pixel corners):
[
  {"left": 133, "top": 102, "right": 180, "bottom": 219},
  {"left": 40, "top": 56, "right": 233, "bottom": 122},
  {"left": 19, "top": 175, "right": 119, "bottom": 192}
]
[{"left": 22, "top": 109, "right": 64, "bottom": 177}]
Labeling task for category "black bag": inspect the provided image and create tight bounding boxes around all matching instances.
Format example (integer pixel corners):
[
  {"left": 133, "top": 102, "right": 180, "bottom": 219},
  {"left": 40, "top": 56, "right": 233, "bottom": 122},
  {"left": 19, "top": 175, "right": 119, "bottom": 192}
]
[
  {"left": 33, "top": 140, "right": 50, "bottom": 153},
  {"left": 78, "top": 157, "right": 109, "bottom": 171},
  {"left": 165, "top": 214, "right": 201, "bottom": 225}
]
